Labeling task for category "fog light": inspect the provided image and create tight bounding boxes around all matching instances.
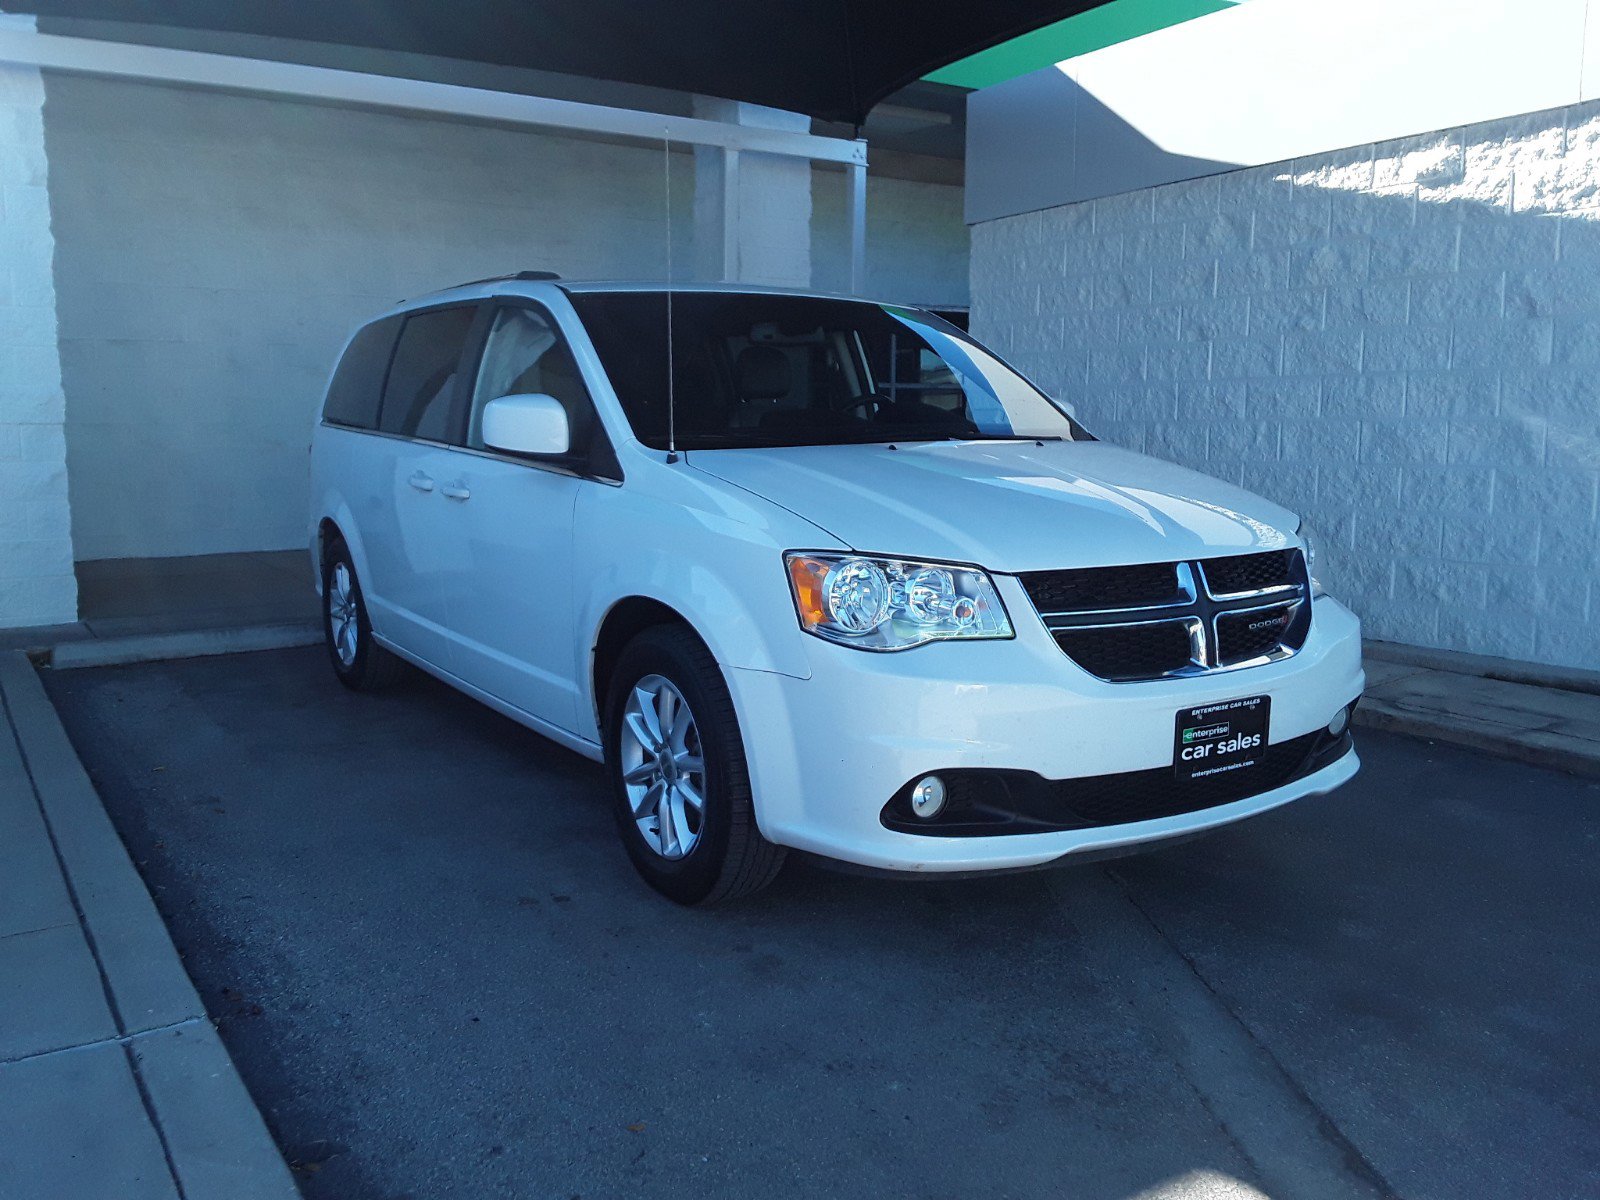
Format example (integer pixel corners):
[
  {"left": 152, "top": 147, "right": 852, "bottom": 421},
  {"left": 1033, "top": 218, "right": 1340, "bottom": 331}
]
[
  {"left": 910, "top": 774, "right": 947, "bottom": 819},
  {"left": 1327, "top": 707, "right": 1350, "bottom": 737}
]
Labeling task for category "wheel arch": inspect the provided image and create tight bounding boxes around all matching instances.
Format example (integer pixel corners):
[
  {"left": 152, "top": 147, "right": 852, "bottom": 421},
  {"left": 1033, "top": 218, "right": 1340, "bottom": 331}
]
[
  {"left": 314, "top": 517, "right": 343, "bottom": 571},
  {"left": 590, "top": 597, "right": 708, "bottom": 733},
  {"left": 311, "top": 504, "right": 374, "bottom": 604}
]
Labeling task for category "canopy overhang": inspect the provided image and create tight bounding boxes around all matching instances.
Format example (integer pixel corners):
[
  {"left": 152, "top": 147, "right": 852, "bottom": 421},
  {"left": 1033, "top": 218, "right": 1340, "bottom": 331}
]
[{"left": 17, "top": 0, "right": 1113, "bottom": 127}]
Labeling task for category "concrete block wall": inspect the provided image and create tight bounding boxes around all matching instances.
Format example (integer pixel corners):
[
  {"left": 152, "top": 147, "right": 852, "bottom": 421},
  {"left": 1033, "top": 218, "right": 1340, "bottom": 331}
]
[
  {"left": 972, "top": 99, "right": 1600, "bottom": 670},
  {"left": 0, "top": 17, "right": 74, "bottom": 626}
]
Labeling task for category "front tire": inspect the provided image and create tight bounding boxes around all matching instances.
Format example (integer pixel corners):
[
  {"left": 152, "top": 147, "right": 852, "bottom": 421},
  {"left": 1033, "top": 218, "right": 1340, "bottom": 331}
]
[
  {"left": 604, "top": 625, "right": 785, "bottom": 905},
  {"left": 322, "top": 538, "right": 405, "bottom": 691}
]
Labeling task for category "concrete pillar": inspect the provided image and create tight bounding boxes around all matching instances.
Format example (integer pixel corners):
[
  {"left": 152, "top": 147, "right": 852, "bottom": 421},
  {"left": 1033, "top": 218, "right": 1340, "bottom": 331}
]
[
  {"left": 692, "top": 98, "right": 812, "bottom": 287},
  {"left": 0, "top": 15, "right": 75, "bottom": 628}
]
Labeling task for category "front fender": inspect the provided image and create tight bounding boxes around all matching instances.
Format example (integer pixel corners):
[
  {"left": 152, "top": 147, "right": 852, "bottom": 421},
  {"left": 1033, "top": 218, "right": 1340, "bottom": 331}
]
[{"left": 572, "top": 465, "right": 836, "bottom": 742}]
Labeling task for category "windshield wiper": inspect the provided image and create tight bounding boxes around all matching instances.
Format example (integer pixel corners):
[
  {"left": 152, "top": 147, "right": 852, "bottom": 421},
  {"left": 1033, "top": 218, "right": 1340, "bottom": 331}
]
[{"left": 928, "top": 433, "right": 1067, "bottom": 443}]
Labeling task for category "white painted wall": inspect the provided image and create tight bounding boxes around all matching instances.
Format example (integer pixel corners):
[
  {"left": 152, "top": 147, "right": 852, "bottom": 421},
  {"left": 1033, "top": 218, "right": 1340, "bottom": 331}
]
[
  {"left": 969, "top": 0, "right": 1600, "bottom": 222},
  {"left": 44, "top": 75, "right": 702, "bottom": 562},
  {"left": 693, "top": 98, "right": 813, "bottom": 287},
  {"left": 0, "top": 15, "right": 74, "bottom": 626},
  {"left": 972, "top": 101, "right": 1600, "bottom": 669},
  {"left": 812, "top": 171, "right": 969, "bottom": 306},
  {"left": 40, "top": 74, "right": 967, "bottom": 565}
]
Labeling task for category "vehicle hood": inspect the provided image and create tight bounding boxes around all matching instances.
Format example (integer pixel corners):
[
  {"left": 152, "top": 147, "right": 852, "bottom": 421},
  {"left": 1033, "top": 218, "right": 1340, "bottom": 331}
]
[{"left": 687, "top": 440, "right": 1299, "bottom": 573}]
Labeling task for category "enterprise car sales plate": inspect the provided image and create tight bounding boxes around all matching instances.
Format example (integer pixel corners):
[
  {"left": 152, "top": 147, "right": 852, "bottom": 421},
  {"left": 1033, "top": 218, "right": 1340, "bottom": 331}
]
[{"left": 1174, "top": 696, "right": 1270, "bottom": 782}]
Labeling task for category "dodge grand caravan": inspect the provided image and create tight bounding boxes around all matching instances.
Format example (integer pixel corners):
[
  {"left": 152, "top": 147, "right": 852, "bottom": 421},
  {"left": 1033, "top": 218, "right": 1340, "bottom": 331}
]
[{"left": 310, "top": 275, "right": 1363, "bottom": 904}]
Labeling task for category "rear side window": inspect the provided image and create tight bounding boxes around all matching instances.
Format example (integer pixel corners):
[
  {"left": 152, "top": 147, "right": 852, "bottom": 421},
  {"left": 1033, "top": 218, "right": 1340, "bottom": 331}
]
[
  {"left": 378, "top": 306, "right": 478, "bottom": 440},
  {"left": 322, "top": 316, "right": 400, "bottom": 429}
]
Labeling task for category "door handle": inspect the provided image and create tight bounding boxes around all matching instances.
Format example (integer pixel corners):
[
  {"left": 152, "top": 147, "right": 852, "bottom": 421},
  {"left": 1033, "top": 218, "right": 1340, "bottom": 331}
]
[
  {"left": 408, "top": 472, "right": 435, "bottom": 492},
  {"left": 440, "top": 483, "right": 471, "bottom": 501}
]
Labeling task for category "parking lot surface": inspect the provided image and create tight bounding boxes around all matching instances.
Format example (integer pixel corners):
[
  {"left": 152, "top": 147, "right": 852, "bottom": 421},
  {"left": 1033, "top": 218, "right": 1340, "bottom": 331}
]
[{"left": 43, "top": 647, "right": 1600, "bottom": 1200}]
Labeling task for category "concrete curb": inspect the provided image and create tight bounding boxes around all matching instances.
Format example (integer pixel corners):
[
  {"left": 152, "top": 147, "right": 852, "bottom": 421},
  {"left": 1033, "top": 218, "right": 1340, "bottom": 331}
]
[
  {"left": 1365, "top": 638, "right": 1600, "bottom": 700},
  {"left": 48, "top": 622, "right": 321, "bottom": 671},
  {"left": 0, "top": 652, "right": 300, "bottom": 1199},
  {"left": 1356, "top": 656, "right": 1600, "bottom": 779},
  {"left": 1354, "top": 698, "right": 1600, "bottom": 780}
]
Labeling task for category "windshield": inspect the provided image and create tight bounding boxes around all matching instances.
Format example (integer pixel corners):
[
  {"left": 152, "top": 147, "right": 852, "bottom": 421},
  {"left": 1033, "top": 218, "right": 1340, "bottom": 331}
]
[{"left": 566, "top": 292, "right": 1089, "bottom": 451}]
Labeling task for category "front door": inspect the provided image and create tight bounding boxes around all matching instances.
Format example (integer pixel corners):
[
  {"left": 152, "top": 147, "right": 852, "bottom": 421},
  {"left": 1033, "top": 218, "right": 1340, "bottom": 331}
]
[{"left": 437, "top": 302, "right": 595, "bottom": 729}]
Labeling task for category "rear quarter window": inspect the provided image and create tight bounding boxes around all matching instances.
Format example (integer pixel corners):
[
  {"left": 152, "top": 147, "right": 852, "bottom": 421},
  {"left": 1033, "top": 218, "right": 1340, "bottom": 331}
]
[
  {"left": 378, "top": 306, "right": 478, "bottom": 440},
  {"left": 322, "top": 317, "right": 401, "bottom": 429}
]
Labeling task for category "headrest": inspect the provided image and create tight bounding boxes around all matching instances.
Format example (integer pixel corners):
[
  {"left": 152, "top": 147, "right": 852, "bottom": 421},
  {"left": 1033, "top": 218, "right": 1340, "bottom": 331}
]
[{"left": 734, "top": 344, "right": 791, "bottom": 401}]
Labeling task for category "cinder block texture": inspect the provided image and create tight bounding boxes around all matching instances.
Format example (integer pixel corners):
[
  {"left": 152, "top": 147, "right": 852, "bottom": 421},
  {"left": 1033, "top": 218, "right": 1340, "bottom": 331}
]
[
  {"left": 0, "top": 45, "right": 75, "bottom": 627},
  {"left": 972, "top": 99, "right": 1600, "bottom": 671}
]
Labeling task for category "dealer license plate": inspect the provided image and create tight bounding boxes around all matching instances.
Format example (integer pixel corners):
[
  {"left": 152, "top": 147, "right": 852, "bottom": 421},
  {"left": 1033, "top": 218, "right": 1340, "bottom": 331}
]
[{"left": 1174, "top": 696, "right": 1271, "bottom": 782}]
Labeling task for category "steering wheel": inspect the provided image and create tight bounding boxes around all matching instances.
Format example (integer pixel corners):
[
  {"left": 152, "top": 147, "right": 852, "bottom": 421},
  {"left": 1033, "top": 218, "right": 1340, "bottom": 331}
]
[{"left": 841, "top": 393, "right": 889, "bottom": 421}]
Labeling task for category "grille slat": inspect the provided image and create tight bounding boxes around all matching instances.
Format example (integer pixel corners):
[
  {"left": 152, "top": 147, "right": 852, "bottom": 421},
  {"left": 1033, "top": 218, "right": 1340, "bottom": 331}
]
[
  {"left": 1054, "top": 621, "right": 1194, "bottom": 682},
  {"left": 1201, "top": 550, "right": 1299, "bottom": 595},
  {"left": 1018, "top": 561, "right": 1182, "bottom": 613},
  {"left": 1021, "top": 549, "right": 1309, "bottom": 682}
]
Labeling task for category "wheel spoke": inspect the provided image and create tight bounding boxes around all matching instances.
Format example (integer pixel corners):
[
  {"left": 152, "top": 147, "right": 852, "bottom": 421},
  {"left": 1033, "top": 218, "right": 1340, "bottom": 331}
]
[
  {"left": 660, "top": 786, "right": 689, "bottom": 857},
  {"left": 673, "top": 752, "right": 704, "bottom": 777},
  {"left": 624, "top": 709, "right": 659, "bottom": 754},
  {"left": 632, "top": 778, "right": 665, "bottom": 820},
  {"left": 675, "top": 778, "right": 705, "bottom": 816},
  {"left": 622, "top": 758, "right": 658, "bottom": 785},
  {"left": 656, "top": 688, "right": 678, "bottom": 747},
  {"left": 631, "top": 687, "right": 665, "bottom": 747},
  {"left": 668, "top": 700, "right": 693, "bottom": 753}
]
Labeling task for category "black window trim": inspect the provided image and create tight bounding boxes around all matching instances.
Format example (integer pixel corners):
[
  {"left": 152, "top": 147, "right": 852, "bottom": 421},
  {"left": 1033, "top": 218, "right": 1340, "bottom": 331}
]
[{"left": 453, "top": 294, "right": 624, "bottom": 484}]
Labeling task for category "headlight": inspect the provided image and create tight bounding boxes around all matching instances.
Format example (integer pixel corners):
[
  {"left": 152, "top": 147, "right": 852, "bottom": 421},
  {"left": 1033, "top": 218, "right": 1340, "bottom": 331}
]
[
  {"left": 785, "top": 552, "right": 1013, "bottom": 650},
  {"left": 1295, "top": 520, "right": 1326, "bottom": 597}
]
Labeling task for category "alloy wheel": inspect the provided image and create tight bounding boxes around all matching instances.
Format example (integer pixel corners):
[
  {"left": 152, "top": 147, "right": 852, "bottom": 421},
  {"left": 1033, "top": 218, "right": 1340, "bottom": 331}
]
[
  {"left": 329, "top": 561, "right": 359, "bottom": 668},
  {"left": 618, "top": 674, "right": 706, "bottom": 860}
]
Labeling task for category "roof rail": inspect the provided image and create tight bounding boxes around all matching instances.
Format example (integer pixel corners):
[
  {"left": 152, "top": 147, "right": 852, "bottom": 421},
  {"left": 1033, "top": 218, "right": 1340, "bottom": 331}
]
[{"left": 454, "top": 270, "right": 562, "bottom": 287}]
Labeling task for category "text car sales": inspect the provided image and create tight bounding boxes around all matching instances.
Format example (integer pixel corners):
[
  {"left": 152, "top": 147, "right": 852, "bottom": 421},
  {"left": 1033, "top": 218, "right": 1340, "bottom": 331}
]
[{"left": 1180, "top": 731, "right": 1264, "bottom": 761}]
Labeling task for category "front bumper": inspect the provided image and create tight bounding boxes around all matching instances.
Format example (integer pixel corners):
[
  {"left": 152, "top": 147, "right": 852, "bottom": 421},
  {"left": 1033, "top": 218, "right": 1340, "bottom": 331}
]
[{"left": 725, "top": 580, "right": 1364, "bottom": 874}]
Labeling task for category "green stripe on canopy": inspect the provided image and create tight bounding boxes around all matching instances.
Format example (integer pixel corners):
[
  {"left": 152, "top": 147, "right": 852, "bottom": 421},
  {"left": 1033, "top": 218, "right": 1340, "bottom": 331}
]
[{"left": 925, "top": 0, "right": 1237, "bottom": 91}]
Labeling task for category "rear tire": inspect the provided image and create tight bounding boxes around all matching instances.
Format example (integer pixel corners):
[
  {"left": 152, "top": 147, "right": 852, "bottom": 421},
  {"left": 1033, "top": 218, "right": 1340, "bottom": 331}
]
[
  {"left": 322, "top": 538, "right": 406, "bottom": 692},
  {"left": 604, "top": 625, "right": 785, "bottom": 905}
]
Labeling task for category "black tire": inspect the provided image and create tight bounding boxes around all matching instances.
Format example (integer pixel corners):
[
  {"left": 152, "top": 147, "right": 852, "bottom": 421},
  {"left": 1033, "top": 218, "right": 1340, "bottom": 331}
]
[
  {"left": 603, "top": 624, "right": 785, "bottom": 905},
  {"left": 321, "top": 538, "right": 406, "bottom": 692}
]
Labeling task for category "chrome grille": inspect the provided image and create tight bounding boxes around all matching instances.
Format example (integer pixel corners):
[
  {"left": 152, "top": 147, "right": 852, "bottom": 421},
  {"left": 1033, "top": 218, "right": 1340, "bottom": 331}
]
[{"left": 1020, "top": 550, "right": 1310, "bottom": 683}]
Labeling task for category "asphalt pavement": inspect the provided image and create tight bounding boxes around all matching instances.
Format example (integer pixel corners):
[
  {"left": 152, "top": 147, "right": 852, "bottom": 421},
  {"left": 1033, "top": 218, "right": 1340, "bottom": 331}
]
[{"left": 41, "top": 647, "right": 1600, "bottom": 1200}]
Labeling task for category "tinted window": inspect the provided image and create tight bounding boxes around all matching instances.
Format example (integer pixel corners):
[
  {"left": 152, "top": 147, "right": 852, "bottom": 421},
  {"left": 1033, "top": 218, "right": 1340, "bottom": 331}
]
[
  {"left": 378, "top": 306, "right": 477, "bottom": 440},
  {"left": 468, "top": 306, "right": 598, "bottom": 455},
  {"left": 566, "top": 292, "right": 1087, "bottom": 451},
  {"left": 322, "top": 316, "right": 400, "bottom": 429}
]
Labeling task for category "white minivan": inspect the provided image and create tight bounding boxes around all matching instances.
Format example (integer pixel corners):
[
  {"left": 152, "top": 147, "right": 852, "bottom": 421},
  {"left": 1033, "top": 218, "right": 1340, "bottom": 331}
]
[{"left": 310, "top": 275, "right": 1363, "bottom": 904}]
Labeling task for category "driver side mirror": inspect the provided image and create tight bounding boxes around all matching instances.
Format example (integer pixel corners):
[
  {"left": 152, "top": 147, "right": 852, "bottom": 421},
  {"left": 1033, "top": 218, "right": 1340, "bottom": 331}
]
[{"left": 481, "top": 393, "right": 569, "bottom": 458}]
